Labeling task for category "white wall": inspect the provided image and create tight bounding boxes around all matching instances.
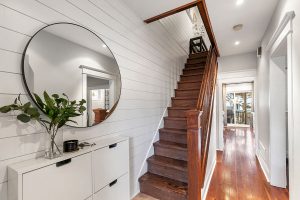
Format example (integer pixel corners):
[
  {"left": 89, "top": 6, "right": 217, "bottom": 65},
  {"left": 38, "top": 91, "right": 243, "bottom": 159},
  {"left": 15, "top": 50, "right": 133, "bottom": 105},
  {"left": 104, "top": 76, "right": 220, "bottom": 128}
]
[
  {"left": 257, "top": 0, "right": 300, "bottom": 198},
  {"left": 218, "top": 51, "right": 257, "bottom": 73},
  {"left": 0, "top": 0, "right": 187, "bottom": 198}
]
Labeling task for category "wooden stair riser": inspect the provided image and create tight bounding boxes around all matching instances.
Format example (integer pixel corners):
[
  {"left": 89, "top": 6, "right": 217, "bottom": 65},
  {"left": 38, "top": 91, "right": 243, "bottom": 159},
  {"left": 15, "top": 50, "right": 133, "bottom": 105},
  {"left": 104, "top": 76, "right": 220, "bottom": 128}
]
[
  {"left": 189, "top": 52, "right": 208, "bottom": 59},
  {"left": 164, "top": 118, "right": 187, "bottom": 129},
  {"left": 148, "top": 162, "right": 188, "bottom": 183},
  {"left": 159, "top": 131, "right": 187, "bottom": 144},
  {"left": 180, "top": 74, "right": 202, "bottom": 82},
  {"left": 187, "top": 58, "right": 206, "bottom": 64},
  {"left": 182, "top": 68, "right": 204, "bottom": 75},
  {"left": 172, "top": 98, "right": 197, "bottom": 108},
  {"left": 178, "top": 82, "right": 201, "bottom": 90},
  {"left": 139, "top": 179, "right": 187, "bottom": 200},
  {"left": 168, "top": 108, "right": 190, "bottom": 118},
  {"left": 175, "top": 90, "right": 199, "bottom": 98},
  {"left": 154, "top": 145, "right": 187, "bottom": 161},
  {"left": 185, "top": 64, "right": 205, "bottom": 69}
]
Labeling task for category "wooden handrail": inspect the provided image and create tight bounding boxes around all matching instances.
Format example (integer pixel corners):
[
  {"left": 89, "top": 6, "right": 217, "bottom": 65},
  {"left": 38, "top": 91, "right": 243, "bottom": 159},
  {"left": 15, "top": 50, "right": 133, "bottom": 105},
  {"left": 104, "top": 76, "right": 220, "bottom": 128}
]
[
  {"left": 144, "top": 1, "right": 198, "bottom": 24},
  {"left": 196, "top": 0, "right": 220, "bottom": 56},
  {"left": 186, "top": 46, "right": 218, "bottom": 200}
]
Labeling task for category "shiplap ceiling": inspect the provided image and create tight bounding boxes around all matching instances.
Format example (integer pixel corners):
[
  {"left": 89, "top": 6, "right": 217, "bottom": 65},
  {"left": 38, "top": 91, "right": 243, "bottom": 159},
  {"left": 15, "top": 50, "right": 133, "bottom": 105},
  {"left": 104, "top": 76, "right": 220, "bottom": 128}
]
[
  {"left": 159, "top": 7, "right": 210, "bottom": 54},
  {"left": 123, "top": 0, "right": 280, "bottom": 57},
  {"left": 121, "top": 0, "right": 193, "bottom": 20}
]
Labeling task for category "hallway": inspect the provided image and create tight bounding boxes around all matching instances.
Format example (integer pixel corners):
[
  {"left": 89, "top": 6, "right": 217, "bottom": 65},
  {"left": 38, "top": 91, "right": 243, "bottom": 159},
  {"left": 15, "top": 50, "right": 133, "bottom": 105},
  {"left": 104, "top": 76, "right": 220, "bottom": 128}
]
[{"left": 206, "top": 127, "right": 289, "bottom": 200}]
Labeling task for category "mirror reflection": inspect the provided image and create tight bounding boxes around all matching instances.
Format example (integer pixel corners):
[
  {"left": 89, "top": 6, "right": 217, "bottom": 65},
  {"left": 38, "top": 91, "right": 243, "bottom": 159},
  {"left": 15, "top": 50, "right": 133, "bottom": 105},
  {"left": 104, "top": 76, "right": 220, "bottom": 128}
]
[{"left": 23, "top": 23, "right": 121, "bottom": 128}]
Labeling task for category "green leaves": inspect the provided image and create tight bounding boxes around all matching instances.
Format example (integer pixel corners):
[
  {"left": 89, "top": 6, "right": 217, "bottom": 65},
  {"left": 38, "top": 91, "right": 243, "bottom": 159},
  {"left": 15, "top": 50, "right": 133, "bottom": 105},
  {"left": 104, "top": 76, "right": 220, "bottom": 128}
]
[
  {"left": 0, "top": 106, "right": 12, "bottom": 113},
  {"left": 0, "top": 92, "right": 87, "bottom": 131},
  {"left": 17, "top": 114, "right": 31, "bottom": 123}
]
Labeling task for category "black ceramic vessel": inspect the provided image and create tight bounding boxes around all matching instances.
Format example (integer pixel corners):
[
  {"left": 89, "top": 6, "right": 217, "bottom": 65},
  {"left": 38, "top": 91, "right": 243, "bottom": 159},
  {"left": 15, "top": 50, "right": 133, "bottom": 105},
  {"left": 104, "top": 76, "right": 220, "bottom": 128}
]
[{"left": 63, "top": 140, "right": 79, "bottom": 152}]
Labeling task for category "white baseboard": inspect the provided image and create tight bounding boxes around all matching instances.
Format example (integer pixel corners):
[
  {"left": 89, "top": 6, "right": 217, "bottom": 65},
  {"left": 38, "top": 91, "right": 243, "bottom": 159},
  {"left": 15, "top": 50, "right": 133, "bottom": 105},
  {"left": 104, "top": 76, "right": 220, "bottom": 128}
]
[
  {"left": 256, "top": 151, "right": 270, "bottom": 182},
  {"left": 202, "top": 158, "right": 216, "bottom": 200}
]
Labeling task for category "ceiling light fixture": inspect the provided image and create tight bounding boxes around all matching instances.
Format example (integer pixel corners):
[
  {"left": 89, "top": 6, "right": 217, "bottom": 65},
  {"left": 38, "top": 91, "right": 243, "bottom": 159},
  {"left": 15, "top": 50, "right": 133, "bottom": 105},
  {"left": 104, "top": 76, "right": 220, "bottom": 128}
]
[
  {"left": 236, "top": 0, "right": 244, "bottom": 6},
  {"left": 233, "top": 24, "right": 243, "bottom": 32},
  {"left": 102, "top": 44, "right": 107, "bottom": 48},
  {"left": 235, "top": 41, "right": 240, "bottom": 46}
]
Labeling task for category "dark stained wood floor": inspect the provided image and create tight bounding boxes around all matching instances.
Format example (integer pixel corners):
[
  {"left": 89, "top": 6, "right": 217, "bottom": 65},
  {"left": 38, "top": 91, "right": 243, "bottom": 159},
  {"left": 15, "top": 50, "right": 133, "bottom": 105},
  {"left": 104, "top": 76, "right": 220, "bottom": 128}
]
[{"left": 206, "top": 127, "right": 289, "bottom": 200}]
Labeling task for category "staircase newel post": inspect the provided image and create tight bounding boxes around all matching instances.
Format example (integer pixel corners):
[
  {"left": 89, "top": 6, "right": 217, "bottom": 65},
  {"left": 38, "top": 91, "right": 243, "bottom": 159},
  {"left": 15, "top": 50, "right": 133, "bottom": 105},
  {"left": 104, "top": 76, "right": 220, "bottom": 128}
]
[{"left": 186, "top": 109, "right": 202, "bottom": 200}]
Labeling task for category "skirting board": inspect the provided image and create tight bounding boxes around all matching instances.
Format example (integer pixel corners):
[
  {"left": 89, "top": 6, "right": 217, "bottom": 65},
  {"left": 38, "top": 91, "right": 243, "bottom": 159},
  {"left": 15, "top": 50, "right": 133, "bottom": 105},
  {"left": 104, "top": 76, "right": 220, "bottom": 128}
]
[
  {"left": 256, "top": 151, "right": 270, "bottom": 182},
  {"left": 202, "top": 158, "right": 217, "bottom": 200}
]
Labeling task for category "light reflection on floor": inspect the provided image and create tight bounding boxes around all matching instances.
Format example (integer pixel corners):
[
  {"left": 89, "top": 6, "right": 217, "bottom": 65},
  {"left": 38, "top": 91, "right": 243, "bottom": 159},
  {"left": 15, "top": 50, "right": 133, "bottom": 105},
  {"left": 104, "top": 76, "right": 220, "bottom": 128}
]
[{"left": 206, "top": 127, "right": 289, "bottom": 200}]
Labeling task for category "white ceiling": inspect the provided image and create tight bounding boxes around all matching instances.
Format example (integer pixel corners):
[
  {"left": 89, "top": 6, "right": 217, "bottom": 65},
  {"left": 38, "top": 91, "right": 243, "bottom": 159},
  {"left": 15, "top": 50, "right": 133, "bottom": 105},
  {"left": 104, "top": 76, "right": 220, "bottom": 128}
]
[
  {"left": 206, "top": 0, "right": 279, "bottom": 56},
  {"left": 122, "top": 0, "right": 279, "bottom": 57},
  {"left": 45, "top": 24, "right": 114, "bottom": 58}
]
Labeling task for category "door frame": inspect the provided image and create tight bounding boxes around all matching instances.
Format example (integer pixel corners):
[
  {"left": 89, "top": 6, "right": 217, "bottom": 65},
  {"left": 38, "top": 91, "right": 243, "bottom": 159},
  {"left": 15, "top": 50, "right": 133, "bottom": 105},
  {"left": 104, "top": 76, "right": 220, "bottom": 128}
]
[
  {"left": 217, "top": 70, "right": 257, "bottom": 150},
  {"left": 266, "top": 11, "right": 295, "bottom": 190}
]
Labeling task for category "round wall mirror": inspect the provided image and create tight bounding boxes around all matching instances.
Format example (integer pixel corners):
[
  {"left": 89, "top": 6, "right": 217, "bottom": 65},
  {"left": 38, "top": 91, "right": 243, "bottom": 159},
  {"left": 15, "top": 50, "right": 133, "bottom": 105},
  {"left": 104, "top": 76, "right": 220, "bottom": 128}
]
[{"left": 22, "top": 23, "right": 121, "bottom": 128}]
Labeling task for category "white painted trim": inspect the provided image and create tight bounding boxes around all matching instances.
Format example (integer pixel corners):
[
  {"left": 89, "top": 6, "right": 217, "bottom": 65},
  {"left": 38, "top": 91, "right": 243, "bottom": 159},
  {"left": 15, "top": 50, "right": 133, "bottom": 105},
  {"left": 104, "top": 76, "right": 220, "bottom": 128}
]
[
  {"left": 266, "top": 10, "right": 295, "bottom": 190},
  {"left": 216, "top": 69, "right": 257, "bottom": 151},
  {"left": 257, "top": 151, "right": 270, "bottom": 182},
  {"left": 202, "top": 158, "right": 216, "bottom": 200},
  {"left": 286, "top": 29, "right": 295, "bottom": 200},
  {"left": 266, "top": 11, "right": 295, "bottom": 51}
]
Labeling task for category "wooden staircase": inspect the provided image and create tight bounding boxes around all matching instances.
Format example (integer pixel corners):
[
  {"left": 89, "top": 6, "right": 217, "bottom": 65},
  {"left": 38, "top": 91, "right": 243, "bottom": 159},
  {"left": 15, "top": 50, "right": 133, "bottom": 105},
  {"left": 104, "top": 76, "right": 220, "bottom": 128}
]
[{"left": 138, "top": 51, "right": 209, "bottom": 200}]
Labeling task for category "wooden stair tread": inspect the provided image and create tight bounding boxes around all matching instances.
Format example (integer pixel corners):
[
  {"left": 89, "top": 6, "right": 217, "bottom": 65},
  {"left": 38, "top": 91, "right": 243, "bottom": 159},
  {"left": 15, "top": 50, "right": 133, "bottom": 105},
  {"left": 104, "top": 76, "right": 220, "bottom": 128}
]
[
  {"left": 168, "top": 107, "right": 193, "bottom": 110},
  {"left": 175, "top": 88, "right": 199, "bottom": 91},
  {"left": 183, "top": 67, "right": 204, "bottom": 71},
  {"left": 154, "top": 141, "right": 187, "bottom": 150},
  {"left": 148, "top": 155, "right": 187, "bottom": 171},
  {"left": 185, "top": 63, "right": 205, "bottom": 67},
  {"left": 139, "top": 173, "right": 188, "bottom": 195},
  {"left": 181, "top": 72, "right": 204, "bottom": 77},
  {"left": 159, "top": 128, "right": 187, "bottom": 134},
  {"left": 189, "top": 52, "right": 208, "bottom": 59},
  {"left": 164, "top": 116, "right": 187, "bottom": 121},
  {"left": 179, "top": 79, "right": 202, "bottom": 83},
  {"left": 171, "top": 97, "right": 197, "bottom": 100}
]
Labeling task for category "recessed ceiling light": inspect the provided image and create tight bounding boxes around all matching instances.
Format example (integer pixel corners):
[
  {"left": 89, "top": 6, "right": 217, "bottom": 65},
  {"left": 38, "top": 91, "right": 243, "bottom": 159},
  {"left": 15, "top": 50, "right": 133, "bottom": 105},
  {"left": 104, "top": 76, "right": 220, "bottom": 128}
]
[
  {"left": 102, "top": 44, "right": 107, "bottom": 48},
  {"left": 236, "top": 0, "right": 244, "bottom": 6},
  {"left": 235, "top": 41, "right": 240, "bottom": 46}
]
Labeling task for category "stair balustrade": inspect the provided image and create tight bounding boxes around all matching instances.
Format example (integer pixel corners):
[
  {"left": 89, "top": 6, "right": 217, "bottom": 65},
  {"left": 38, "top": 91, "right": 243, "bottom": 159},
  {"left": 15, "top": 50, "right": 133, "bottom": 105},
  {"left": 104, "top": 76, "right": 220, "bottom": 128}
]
[{"left": 186, "top": 44, "right": 218, "bottom": 200}]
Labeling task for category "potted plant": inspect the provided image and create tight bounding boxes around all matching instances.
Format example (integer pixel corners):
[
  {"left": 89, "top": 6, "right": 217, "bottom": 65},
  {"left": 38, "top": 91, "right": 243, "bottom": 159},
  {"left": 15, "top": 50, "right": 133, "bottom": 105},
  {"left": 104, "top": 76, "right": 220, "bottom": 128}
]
[{"left": 0, "top": 92, "right": 86, "bottom": 159}]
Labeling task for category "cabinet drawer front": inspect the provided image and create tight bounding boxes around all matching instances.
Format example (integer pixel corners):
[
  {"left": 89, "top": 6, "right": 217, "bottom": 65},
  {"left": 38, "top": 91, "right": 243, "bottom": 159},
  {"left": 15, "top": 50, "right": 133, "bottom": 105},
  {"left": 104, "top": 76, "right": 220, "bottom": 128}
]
[
  {"left": 94, "top": 174, "right": 129, "bottom": 200},
  {"left": 23, "top": 153, "right": 92, "bottom": 200},
  {"left": 93, "top": 140, "right": 129, "bottom": 192}
]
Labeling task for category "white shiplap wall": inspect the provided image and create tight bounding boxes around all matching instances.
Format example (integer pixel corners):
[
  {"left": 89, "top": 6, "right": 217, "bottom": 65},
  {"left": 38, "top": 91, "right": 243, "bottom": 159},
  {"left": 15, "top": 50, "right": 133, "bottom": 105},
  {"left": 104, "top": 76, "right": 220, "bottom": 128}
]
[{"left": 0, "top": 0, "right": 187, "bottom": 199}]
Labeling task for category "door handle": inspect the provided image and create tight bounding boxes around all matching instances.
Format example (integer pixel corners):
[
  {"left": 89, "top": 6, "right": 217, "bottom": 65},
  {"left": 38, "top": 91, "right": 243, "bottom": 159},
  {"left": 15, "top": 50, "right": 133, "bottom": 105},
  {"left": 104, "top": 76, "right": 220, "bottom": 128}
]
[
  {"left": 109, "top": 143, "right": 117, "bottom": 149},
  {"left": 109, "top": 179, "right": 118, "bottom": 187}
]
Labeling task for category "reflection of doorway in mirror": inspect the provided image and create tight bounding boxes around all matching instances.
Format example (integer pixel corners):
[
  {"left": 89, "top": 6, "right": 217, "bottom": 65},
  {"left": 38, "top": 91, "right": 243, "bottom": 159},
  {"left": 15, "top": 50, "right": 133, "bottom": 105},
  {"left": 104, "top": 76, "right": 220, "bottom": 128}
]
[
  {"left": 81, "top": 64, "right": 120, "bottom": 127},
  {"left": 85, "top": 75, "right": 112, "bottom": 126}
]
